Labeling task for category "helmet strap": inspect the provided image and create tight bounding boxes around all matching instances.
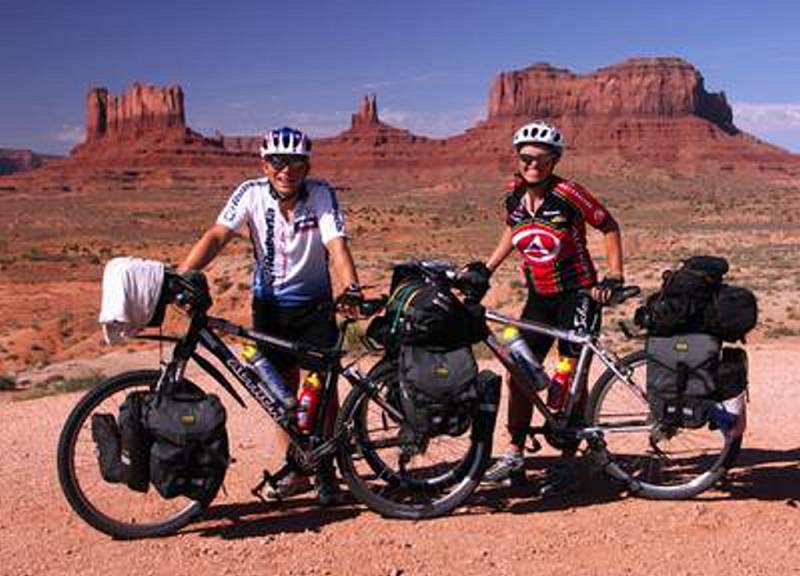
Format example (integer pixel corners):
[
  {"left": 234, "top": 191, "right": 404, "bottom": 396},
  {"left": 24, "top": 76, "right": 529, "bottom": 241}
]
[{"left": 521, "top": 174, "right": 555, "bottom": 190}]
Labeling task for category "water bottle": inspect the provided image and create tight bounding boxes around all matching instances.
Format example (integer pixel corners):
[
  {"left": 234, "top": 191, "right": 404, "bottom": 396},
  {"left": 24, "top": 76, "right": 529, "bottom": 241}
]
[
  {"left": 547, "top": 356, "right": 576, "bottom": 411},
  {"left": 296, "top": 372, "right": 323, "bottom": 434},
  {"left": 500, "top": 326, "right": 549, "bottom": 391},
  {"left": 241, "top": 344, "right": 296, "bottom": 411},
  {"left": 706, "top": 403, "right": 737, "bottom": 431},
  {"left": 708, "top": 390, "right": 747, "bottom": 436}
]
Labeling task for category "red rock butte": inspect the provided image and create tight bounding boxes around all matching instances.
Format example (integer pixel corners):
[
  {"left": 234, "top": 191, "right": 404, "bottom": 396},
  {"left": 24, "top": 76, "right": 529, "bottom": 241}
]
[{"left": 2, "top": 57, "right": 798, "bottom": 191}]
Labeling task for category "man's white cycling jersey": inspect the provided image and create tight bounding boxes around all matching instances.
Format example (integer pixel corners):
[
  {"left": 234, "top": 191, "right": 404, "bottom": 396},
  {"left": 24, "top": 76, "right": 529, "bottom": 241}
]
[{"left": 216, "top": 177, "right": 346, "bottom": 305}]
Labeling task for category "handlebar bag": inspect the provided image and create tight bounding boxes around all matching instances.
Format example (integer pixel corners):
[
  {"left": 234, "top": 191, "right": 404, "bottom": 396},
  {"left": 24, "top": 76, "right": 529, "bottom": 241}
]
[{"left": 146, "top": 389, "right": 229, "bottom": 502}]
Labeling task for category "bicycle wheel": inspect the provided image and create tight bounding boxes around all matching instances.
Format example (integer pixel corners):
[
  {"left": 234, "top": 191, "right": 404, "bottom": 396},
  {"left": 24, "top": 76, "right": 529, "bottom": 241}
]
[
  {"left": 335, "top": 361, "right": 490, "bottom": 519},
  {"left": 57, "top": 370, "right": 207, "bottom": 539},
  {"left": 586, "top": 351, "right": 741, "bottom": 499}
]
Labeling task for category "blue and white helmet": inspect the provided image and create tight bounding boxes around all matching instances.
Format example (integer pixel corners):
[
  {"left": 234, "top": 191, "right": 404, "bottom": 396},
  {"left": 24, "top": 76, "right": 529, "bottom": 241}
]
[
  {"left": 259, "top": 126, "right": 312, "bottom": 158},
  {"left": 512, "top": 121, "right": 564, "bottom": 154}
]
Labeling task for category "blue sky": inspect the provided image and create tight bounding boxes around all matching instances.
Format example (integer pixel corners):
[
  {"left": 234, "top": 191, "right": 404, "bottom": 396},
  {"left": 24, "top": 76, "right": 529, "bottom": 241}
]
[{"left": 2, "top": 0, "right": 799, "bottom": 154}]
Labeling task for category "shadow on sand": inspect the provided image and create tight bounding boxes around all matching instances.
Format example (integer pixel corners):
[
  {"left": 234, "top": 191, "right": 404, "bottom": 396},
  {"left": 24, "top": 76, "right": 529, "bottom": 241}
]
[
  {"left": 189, "top": 493, "right": 363, "bottom": 540},
  {"left": 183, "top": 446, "right": 799, "bottom": 538}
]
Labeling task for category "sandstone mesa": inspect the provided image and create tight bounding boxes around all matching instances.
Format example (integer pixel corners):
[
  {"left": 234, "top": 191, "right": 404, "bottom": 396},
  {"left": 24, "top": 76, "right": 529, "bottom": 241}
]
[{"left": 1, "top": 56, "right": 798, "bottom": 192}]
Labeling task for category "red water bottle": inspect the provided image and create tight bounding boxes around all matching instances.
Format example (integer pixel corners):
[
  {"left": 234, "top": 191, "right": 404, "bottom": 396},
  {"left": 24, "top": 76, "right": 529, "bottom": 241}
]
[
  {"left": 296, "top": 372, "right": 322, "bottom": 433},
  {"left": 547, "top": 357, "right": 576, "bottom": 412}
]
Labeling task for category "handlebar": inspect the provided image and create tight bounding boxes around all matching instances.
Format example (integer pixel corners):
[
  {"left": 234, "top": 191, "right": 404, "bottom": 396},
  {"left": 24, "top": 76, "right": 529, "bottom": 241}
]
[{"left": 606, "top": 285, "right": 641, "bottom": 306}]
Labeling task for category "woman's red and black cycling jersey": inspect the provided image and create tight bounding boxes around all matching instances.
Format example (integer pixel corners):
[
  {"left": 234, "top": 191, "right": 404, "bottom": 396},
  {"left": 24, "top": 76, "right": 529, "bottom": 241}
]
[{"left": 505, "top": 176, "right": 615, "bottom": 296}]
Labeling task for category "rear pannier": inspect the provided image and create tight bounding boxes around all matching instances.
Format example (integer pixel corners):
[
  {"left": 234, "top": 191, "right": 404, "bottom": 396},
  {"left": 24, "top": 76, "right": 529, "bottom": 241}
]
[{"left": 646, "top": 334, "right": 721, "bottom": 429}]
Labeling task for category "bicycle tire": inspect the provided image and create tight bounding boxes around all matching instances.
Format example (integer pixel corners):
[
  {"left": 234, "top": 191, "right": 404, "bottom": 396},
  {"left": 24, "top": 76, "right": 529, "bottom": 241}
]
[
  {"left": 57, "top": 370, "right": 209, "bottom": 539},
  {"left": 586, "top": 351, "right": 741, "bottom": 499},
  {"left": 335, "top": 362, "right": 490, "bottom": 519}
]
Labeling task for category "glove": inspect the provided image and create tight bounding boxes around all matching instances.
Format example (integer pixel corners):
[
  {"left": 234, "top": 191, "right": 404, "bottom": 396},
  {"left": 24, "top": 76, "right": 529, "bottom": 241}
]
[
  {"left": 595, "top": 276, "right": 624, "bottom": 305},
  {"left": 459, "top": 261, "right": 492, "bottom": 303},
  {"left": 336, "top": 283, "right": 364, "bottom": 317},
  {"left": 598, "top": 277, "right": 624, "bottom": 291}
]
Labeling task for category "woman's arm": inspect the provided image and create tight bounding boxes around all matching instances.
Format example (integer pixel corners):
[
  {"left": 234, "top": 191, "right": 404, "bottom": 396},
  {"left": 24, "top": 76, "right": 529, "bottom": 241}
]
[
  {"left": 486, "top": 227, "right": 515, "bottom": 273},
  {"left": 601, "top": 218, "right": 624, "bottom": 280}
]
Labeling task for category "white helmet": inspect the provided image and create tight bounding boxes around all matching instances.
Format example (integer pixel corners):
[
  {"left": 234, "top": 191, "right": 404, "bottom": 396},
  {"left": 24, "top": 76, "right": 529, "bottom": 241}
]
[
  {"left": 259, "top": 126, "right": 312, "bottom": 158},
  {"left": 512, "top": 121, "right": 564, "bottom": 154}
]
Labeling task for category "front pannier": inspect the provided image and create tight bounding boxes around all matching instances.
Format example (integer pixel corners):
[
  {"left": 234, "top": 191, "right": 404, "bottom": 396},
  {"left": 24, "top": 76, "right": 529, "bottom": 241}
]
[
  {"left": 146, "top": 389, "right": 229, "bottom": 502},
  {"left": 118, "top": 391, "right": 153, "bottom": 492},
  {"left": 646, "top": 334, "right": 721, "bottom": 428},
  {"left": 89, "top": 392, "right": 153, "bottom": 491}
]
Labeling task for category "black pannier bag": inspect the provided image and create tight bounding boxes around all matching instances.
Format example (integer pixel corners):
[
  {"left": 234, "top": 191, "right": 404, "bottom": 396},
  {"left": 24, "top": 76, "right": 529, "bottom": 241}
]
[
  {"left": 367, "top": 263, "right": 488, "bottom": 353},
  {"left": 634, "top": 255, "right": 757, "bottom": 342},
  {"left": 89, "top": 392, "right": 152, "bottom": 490},
  {"left": 635, "top": 256, "right": 727, "bottom": 336},
  {"left": 646, "top": 334, "right": 721, "bottom": 428},
  {"left": 715, "top": 346, "right": 749, "bottom": 401},
  {"left": 146, "top": 389, "right": 229, "bottom": 502},
  {"left": 118, "top": 391, "right": 154, "bottom": 492},
  {"left": 398, "top": 346, "right": 480, "bottom": 441},
  {"left": 708, "top": 285, "right": 758, "bottom": 343},
  {"left": 91, "top": 414, "right": 123, "bottom": 483}
]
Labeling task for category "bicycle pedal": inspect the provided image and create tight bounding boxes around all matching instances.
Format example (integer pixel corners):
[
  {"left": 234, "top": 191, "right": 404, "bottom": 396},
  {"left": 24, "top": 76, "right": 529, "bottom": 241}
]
[
  {"left": 509, "top": 469, "right": 528, "bottom": 488},
  {"left": 526, "top": 437, "right": 543, "bottom": 454}
]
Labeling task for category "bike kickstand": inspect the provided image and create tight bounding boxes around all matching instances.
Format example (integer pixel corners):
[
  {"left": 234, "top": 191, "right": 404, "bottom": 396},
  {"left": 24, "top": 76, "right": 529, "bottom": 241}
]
[
  {"left": 251, "top": 462, "right": 294, "bottom": 502},
  {"left": 251, "top": 470, "right": 276, "bottom": 502}
]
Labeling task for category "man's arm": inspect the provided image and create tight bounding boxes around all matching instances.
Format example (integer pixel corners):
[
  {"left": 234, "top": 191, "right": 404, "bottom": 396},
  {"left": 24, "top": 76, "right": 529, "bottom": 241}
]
[
  {"left": 177, "top": 224, "right": 235, "bottom": 273},
  {"left": 326, "top": 236, "right": 359, "bottom": 296}
]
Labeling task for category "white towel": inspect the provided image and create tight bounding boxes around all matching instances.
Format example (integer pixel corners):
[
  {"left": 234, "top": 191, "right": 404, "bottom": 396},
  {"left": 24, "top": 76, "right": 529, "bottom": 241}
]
[{"left": 99, "top": 257, "right": 165, "bottom": 344}]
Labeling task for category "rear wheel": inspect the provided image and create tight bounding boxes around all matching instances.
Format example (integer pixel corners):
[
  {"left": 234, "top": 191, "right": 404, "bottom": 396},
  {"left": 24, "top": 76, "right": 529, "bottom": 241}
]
[
  {"left": 586, "top": 351, "right": 741, "bottom": 499},
  {"left": 57, "top": 370, "right": 208, "bottom": 539},
  {"left": 335, "top": 361, "right": 490, "bottom": 519}
]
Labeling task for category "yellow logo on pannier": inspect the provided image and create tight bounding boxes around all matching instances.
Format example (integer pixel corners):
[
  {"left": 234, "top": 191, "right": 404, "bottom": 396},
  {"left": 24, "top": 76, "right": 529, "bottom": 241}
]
[
  {"left": 674, "top": 340, "right": 689, "bottom": 353},
  {"left": 180, "top": 415, "right": 197, "bottom": 426},
  {"left": 434, "top": 366, "right": 450, "bottom": 378}
]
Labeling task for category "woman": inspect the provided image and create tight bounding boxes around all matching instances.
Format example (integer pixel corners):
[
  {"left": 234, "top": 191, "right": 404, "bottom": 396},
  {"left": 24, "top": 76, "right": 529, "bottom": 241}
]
[{"left": 482, "top": 120, "right": 624, "bottom": 492}]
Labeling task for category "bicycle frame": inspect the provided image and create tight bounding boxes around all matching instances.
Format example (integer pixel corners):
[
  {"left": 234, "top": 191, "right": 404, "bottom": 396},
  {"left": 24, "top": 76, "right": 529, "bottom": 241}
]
[
  {"left": 483, "top": 308, "right": 648, "bottom": 440},
  {"left": 140, "top": 310, "right": 369, "bottom": 470}
]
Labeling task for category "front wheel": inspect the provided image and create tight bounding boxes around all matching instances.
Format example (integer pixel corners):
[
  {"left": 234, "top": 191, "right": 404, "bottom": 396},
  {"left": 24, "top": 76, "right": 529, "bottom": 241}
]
[
  {"left": 57, "top": 370, "right": 208, "bottom": 539},
  {"left": 335, "top": 362, "right": 490, "bottom": 519},
  {"left": 586, "top": 351, "right": 741, "bottom": 499}
]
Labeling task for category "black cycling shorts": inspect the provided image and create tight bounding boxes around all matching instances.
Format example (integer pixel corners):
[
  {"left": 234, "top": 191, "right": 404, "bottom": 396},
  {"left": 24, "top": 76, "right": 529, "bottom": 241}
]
[
  {"left": 520, "top": 289, "right": 601, "bottom": 362},
  {"left": 251, "top": 298, "right": 338, "bottom": 375}
]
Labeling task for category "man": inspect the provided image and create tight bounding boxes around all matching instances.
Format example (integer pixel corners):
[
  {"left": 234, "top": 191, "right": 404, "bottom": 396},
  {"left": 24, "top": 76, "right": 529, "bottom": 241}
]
[
  {"left": 480, "top": 120, "right": 624, "bottom": 493},
  {"left": 178, "top": 126, "right": 361, "bottom": 505}
]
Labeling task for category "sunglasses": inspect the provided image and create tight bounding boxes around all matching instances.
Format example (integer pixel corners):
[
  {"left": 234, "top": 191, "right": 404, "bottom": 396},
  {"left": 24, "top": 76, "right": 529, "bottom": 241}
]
[
  {"left": 264, "top": 155, "right": 308, "bottom": 170},
  {"left": 518, "top": 152, "right": 554, "bottom": 166}
]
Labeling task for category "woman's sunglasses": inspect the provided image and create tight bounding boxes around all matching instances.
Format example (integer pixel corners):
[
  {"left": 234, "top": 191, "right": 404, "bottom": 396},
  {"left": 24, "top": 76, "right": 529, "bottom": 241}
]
[{"left": 518, "top": 152, "right": 555, "bottom": 166}]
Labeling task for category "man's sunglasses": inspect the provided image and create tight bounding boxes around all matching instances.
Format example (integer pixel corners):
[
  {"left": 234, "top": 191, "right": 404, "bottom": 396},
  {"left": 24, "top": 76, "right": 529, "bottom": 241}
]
[
  {"left": 264, "top": 155, "right": 308, "bottom": 170},
  {"left": 518, "top": 152, "right": 555, "bottom": 166}
]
